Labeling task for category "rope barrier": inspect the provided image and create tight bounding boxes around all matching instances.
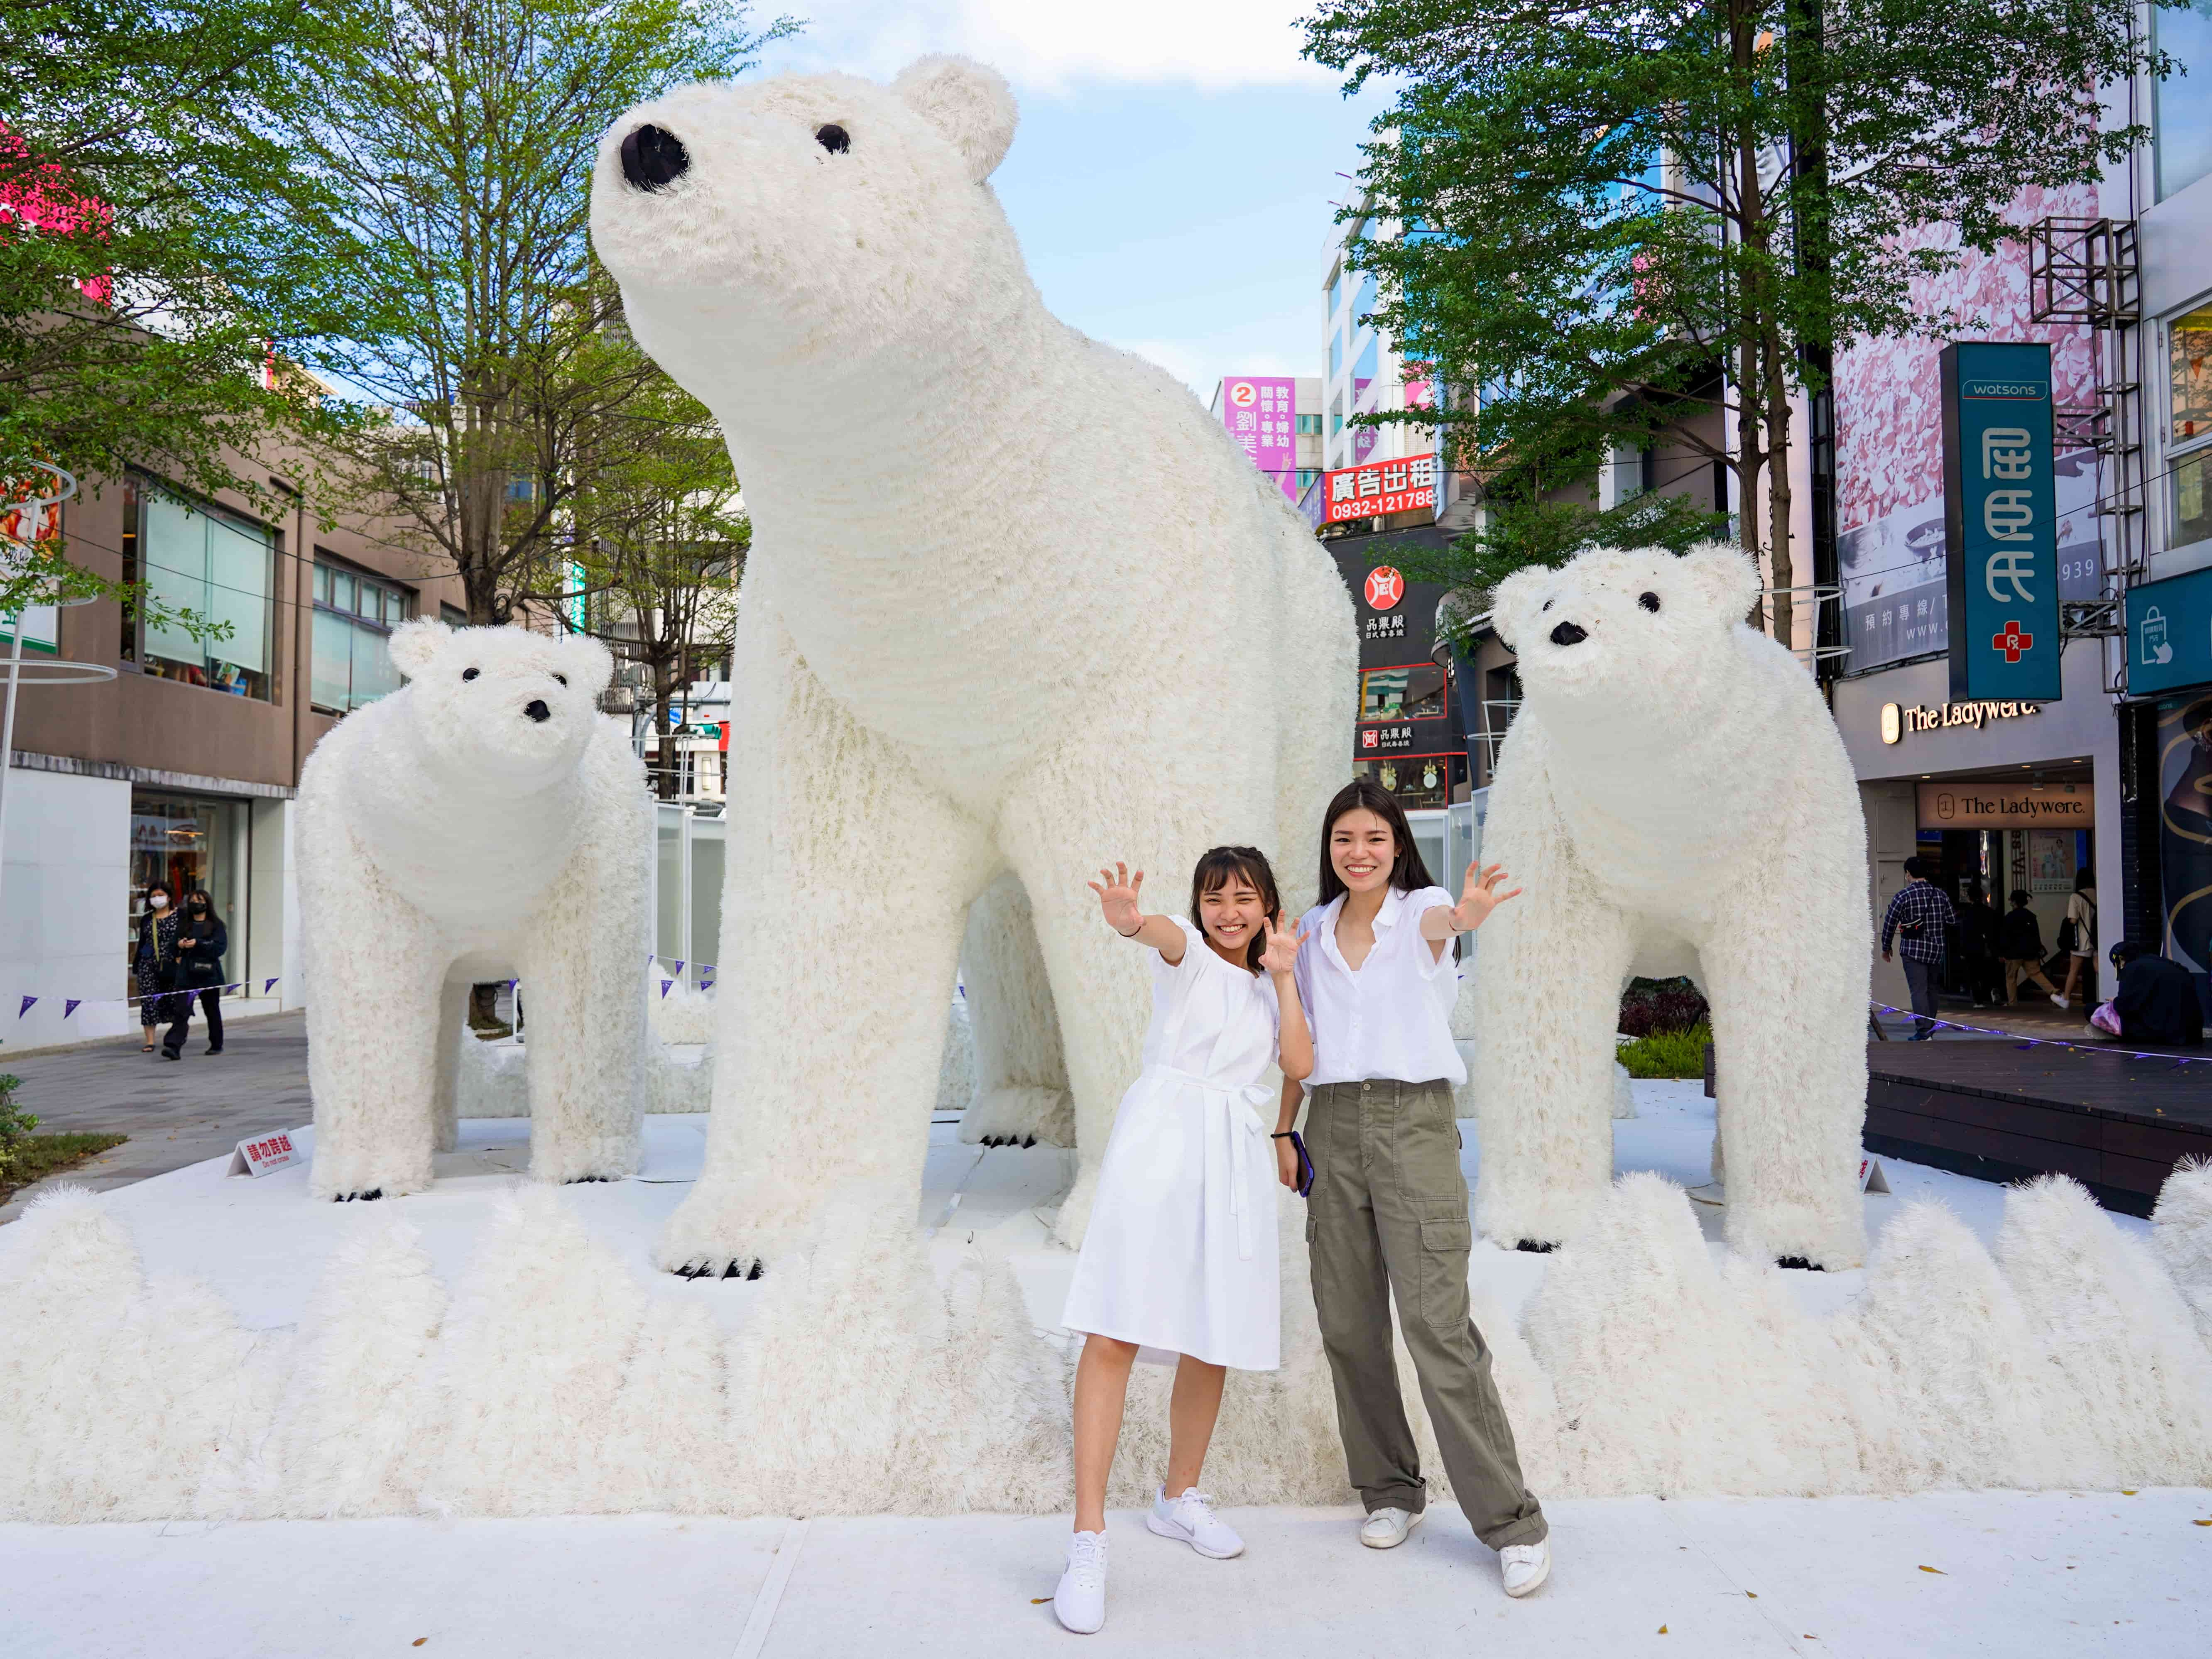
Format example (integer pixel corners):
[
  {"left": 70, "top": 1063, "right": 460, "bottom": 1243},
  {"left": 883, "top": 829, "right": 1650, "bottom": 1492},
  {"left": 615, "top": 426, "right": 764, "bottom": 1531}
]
[{"left": 1869, "top": 1000, "right": 2210, "bottom": 1066}]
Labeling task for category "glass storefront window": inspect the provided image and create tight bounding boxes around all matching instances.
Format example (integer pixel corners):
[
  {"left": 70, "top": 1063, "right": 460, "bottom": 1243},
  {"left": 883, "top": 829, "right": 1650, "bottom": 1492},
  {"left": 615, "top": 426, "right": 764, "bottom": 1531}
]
[
  {"left": 2156, "top": 2, "right": 2212, "bottom": 201},
  {"left": 311, "top": 555, "right": 415, "bottom": 713},
  {"left": 1355, "top": 755, "right": 1459, "bottom": 811},
  {"left": 132, "top": 484, "right": 274, "bottom": 697},
  {"left": 1361, "top": 663, "right": 1448, "bottom": 722},
  {"left": 2173, "top": 306, "right": 2212, "bottom": 548},
  {"left": 128, "top": 792, "right": 248, "bottom": 974}
]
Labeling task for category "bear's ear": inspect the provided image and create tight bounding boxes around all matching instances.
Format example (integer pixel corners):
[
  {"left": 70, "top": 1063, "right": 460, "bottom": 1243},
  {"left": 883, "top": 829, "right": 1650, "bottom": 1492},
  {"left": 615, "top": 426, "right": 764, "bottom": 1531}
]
[
  {"left": 892, "top": 55, "right": 1017, "bottom": 182},
  {"left": 1679, "top": 542, "right": 1762, "bottom": 623},
  {"left": 1489, "top": 565, "right": 1553, "bottom": 652},
  {"left": 387, "top": 619, "right": 448, "bottom": 681},
  {"left": 558, "top": 631, "right": 615, "bottom": 697}
]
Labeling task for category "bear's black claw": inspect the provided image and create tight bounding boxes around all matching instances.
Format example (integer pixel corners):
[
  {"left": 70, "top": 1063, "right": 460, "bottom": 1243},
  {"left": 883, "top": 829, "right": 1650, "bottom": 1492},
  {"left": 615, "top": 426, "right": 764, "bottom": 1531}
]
[
  {"left": 1775, "top": 1255, "right": 1825, "bottom": 1272},
  {"left": 1514, "top": 1238, "right": 1556, "bottom": 1254},
  {"left": 746, "top": 1260, "right": 764, "bottom": 1281}
]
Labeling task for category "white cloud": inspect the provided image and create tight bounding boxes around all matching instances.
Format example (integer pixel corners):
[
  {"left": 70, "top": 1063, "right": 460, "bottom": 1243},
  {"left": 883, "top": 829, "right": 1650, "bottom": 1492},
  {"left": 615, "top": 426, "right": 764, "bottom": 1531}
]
[{"left": 768, "top": 0, "right": 1333, "bottom": 92}]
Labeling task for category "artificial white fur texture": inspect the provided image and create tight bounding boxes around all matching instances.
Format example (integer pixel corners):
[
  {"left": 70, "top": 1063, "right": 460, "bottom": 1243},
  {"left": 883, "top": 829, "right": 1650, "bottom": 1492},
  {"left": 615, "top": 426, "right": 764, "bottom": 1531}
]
[
  {"left": 9, "top": 1168, "right": 2212, "bottom": 1525},
  {"left": 1472, "top": 545, "right": 1872, "bottom": 1268},
  {"left": 588, "top": 56, "right": 1355, "bottom": 1271},
  {"left": 296, "top": 622, "right": 652, "bottom": 1199}
]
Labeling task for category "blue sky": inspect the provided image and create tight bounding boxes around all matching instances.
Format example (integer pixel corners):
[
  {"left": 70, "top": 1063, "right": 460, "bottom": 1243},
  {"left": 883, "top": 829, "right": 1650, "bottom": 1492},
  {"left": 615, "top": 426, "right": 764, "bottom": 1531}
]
[{"left": 762, "top": 2, "right": 1392, "bottom": 398}]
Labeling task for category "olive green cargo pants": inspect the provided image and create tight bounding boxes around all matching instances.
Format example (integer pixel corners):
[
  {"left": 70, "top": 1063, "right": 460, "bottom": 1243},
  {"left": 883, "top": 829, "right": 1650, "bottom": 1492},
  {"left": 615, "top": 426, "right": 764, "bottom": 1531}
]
[{"left": 1305, "top": 1078, "right": 1548, "bottom": 1549}]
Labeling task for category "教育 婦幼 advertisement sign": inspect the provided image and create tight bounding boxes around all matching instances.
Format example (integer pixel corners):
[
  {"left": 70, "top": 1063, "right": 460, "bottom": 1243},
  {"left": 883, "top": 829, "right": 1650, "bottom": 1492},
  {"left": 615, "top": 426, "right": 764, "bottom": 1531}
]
[
  {"left": 1942, "top": 341, "right": 2062, "bottom": 702},
  {"left": 2126, "top": 565, "right": 2212, "bottom": 698},
  {"left": 1220, "top": 375, "right": 1299, "bottom": 502}
]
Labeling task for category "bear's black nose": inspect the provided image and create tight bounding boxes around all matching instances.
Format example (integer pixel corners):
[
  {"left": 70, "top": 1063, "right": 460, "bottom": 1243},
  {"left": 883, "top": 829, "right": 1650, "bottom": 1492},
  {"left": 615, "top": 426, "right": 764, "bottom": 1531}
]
[
  {"left": 1549, "top": 620, "right": 1588, "bottom": 647},
  {"left": 620, "top": 124, "right": 690, "bottom": 192},
  {"left": 524, "top": 699, "right": 551, "bottom": 723}
]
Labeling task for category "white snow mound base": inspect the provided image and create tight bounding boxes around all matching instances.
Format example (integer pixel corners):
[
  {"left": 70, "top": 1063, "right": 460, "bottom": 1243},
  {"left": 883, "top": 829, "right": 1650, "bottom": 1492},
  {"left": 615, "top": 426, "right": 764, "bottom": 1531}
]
[{"left": 5, "top": 1168, "right": 2210, "bottom": 1523}]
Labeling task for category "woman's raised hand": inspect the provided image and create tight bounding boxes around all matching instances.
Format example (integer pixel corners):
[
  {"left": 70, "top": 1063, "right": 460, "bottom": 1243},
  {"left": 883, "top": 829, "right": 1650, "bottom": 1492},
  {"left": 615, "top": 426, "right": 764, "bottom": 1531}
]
[
  {"left": 1259, "top": 915, "right": 1304, "bottom": 975},
  {"left": 1087, "top": 862, "right": 1145, "bottom": 937},
  {"left": 1450, "top": 861, "right": 1524, "bottom": 932}
]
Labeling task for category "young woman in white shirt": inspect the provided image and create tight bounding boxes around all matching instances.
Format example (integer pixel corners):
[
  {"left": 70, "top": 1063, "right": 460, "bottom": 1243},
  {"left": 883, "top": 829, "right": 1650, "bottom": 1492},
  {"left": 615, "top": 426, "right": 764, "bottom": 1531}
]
[
  {"left": 1282, "top": 778, "right": 1554, "bottom": 1599},
  {"left": 1051, "top": 846, "right": 1315, "bottom": 1636}
]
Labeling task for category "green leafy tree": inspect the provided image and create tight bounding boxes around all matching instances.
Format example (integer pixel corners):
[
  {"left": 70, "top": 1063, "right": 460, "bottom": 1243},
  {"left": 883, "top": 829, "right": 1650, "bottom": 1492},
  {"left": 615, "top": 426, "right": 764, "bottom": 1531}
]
[
  {"left": 571, "top": 365, "right": 747, "bottom": 798},
  {"left": 1306, "top": 0, "right": 2174, "bottom": 647},
  {"left": 277, "top": 0, "right": 790, "bottom": 624},
  {"left": 0, "top": 0, "right": 353, "bottom": 623}
]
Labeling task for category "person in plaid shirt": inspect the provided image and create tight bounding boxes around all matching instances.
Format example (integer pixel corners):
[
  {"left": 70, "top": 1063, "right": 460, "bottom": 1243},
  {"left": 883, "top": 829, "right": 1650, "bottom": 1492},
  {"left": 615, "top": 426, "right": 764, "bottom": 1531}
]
[{"left": 1881, "top": 857, "right": 1958, "bottom": 1039}]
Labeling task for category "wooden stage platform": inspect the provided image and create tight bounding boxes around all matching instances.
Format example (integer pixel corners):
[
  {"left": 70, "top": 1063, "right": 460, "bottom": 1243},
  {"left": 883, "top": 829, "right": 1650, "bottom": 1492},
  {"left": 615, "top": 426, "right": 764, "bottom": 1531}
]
[{"left": 1864, "top": 1038, "right": 2212, "bottom": 1216}]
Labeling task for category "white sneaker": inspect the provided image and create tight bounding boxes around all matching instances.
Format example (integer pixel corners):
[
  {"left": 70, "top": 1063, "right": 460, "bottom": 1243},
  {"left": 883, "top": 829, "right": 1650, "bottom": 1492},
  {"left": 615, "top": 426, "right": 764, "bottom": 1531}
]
[
  {"left": 1501, "top": 1540, "right": 1552, "bottom": 1598},
  {"left": 1359, "top": 1506, "right": 1424, "bottom": 1549},
  {"left": 1146, "top": 1486, "right": 1244, "bottom": 1559},
  {"left": 1054, "top": 1530, "right": 1107, "bottom": 1634},
  {"left": 2051, "top": 994, "right": 2070, "bottom": 1009}
]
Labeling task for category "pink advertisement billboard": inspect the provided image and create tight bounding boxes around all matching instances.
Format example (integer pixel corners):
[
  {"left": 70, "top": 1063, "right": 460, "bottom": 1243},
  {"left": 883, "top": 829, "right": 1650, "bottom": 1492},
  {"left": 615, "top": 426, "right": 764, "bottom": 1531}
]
[
  {"left": 1220, "top": 375, "right": 1299, "bottom": 501},
  {"left": 1835, "top": 184, "right": 2105, "bottom": 673}
]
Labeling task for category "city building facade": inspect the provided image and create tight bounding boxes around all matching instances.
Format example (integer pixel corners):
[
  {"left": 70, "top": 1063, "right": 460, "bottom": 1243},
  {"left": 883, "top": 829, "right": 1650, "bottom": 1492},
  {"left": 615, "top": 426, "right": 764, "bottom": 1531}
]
[{"left": 2, "top": 454, "right": 465, "bottom": 1054}]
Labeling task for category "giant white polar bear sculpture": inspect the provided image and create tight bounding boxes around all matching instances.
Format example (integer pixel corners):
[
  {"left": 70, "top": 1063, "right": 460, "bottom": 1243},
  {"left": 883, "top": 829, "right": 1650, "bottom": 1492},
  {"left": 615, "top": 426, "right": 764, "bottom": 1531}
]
[
  {"left": 1470, "top": 545, "right": 1871, "bottom": 1268},
  {"left": 589, "top": 56, "right": 1355, "bottom": 1273},
  {"left": 297, "top": 622, "right": 651, "bottom": 1199}
]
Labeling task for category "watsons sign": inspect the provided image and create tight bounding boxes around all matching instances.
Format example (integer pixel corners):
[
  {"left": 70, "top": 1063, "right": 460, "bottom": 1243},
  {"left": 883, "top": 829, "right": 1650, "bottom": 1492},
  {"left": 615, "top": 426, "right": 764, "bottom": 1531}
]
[
  {"left": 1916, "top": 781, "right": 2093, "bottom": 830},
  {"left": 1879, "top": 699, "right": 2042, "bottom": 744}
]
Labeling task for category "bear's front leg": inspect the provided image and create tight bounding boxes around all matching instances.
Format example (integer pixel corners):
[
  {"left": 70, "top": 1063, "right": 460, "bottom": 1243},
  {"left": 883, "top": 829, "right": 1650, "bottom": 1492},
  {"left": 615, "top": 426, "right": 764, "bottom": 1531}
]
[
  {"left": 517, "top": 751, "right": 652, "bottom": 1186},
  {"left": 1696, "top": 844, "right": 1870, "bottom": 1270},
  {"left": 653, "top": 626, "right": 994, "bottom": 1277},
  {"left": 1469, "top": 777, "right": 1636, "bottom": 1251},
  {"left": 302, "top": 867, "right": 451, "bottom": 1201}
]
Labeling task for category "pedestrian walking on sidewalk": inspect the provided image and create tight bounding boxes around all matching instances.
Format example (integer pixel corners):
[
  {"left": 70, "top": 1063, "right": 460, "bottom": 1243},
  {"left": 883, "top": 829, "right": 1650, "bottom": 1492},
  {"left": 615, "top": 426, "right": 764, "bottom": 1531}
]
[
  {"left": 1996, "top": 890, "right": 2062, "bottom": 1006},
  {"left": 132, "top": 885, "right": 182, "bottom": 1052},
  {"left": 1881, "top": 857, "right": 1957, "bottom": 1039},
  {"left": 162, "top": 888, "right": 228, "bottom": 1059},
  {"left": 2055, "top": 871, "right": 2097, "bottom": 1010},
  {"left": 1053, "top": 847, "right": 1315, "bottom": 1637},
  {"left": 1285, "top": 778, "right": 1552, "bottom": 1600},
  {"left": 1956, "top": 880, "right": 2003, "bottom": 1007}
]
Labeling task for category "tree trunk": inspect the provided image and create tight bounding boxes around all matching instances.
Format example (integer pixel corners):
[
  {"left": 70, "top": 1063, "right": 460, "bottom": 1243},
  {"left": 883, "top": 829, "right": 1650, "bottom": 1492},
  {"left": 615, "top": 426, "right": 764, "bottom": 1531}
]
[
  {"left": 1730, "top": 0, "right": 1771, "bottom": 635},
  {"left": 650, "top": 659, "right": 678, "bottom": 800},
  {"left": 1763, "top": 331, "right": 1797, "bottom": 654}
]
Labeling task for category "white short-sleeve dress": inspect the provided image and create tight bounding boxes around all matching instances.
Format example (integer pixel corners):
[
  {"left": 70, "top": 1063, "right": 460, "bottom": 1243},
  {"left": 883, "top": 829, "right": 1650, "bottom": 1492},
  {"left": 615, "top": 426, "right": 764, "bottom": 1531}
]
[{"left": 1059, "top": 918, "right": 1282, "bottom": 1371}]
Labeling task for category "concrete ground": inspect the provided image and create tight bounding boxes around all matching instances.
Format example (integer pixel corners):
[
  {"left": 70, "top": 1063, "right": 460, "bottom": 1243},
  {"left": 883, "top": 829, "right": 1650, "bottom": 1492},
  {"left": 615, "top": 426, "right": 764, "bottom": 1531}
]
[
  {"left": 6, "top": 1486, "right": 2206, "bottom": 1659},
  {"left": 0, "top": 1010, "right": 309, "bottom": 1222}
]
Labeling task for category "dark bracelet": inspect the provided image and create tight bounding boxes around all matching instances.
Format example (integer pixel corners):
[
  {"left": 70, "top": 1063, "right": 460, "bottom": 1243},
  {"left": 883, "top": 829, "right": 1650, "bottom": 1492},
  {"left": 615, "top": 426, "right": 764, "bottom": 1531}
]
[
  {"left": 1115, "top": 922, "right": 1142, "bottom": 938},
  {"left": 1269, "top": 1131, "right": 1296, "bottom": 1139}
]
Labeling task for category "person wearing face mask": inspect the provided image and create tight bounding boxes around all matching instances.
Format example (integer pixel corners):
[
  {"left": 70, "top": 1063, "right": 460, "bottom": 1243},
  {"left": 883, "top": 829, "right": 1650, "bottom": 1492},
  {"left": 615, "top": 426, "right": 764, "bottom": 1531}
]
[
  {"left": 162, "top": 887, "right": 229, "bottom": 1059},
  {"left": 132, "top": 885, "right": 182, "bottom": 1052}
]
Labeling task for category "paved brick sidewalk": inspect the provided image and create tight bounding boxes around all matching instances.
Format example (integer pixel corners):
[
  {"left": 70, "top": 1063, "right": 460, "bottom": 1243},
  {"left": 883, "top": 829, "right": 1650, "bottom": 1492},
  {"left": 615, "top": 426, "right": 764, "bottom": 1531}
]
[{"left": 0, "top": 1010, "right": 310, "bottom": 1223}]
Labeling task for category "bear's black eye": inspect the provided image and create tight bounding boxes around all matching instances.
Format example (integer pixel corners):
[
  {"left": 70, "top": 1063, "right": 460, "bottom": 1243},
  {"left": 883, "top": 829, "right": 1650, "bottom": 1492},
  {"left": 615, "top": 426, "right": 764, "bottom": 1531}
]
[
  {"left": 1639, "top": 591, "right": 1661, "bottom": 613},
  {"left": 1541, "top": 599, "right": 1553, "bottom": 612},
  {"left": 552, "top": 673, "right": 568, "bottom": 687},
  {"left": 462, "top": 667, "right": 479, "bottom": 682},
  {"left": 816, "top": 123, "right": 850, "bottom": 154}
]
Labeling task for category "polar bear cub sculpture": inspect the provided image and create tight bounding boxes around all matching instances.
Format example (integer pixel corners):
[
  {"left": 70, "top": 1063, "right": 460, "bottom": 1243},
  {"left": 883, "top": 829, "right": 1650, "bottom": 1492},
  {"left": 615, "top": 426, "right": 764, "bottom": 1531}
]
[
  {"left": 590, "top": 56, "right": 1353, "bottom": 1273},
  {"left": 297, "top": 622, "right": 650, "bottom": 1200},
  {"left": 1470, "top": 545, "right": 1870, "bottom": 1268}
]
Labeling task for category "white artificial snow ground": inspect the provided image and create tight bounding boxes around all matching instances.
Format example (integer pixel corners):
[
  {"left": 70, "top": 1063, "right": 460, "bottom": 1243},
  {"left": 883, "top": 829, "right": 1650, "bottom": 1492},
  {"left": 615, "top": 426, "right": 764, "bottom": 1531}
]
[{"left": 4, "top": 1081, "right": 2204, "bottom": 1658}]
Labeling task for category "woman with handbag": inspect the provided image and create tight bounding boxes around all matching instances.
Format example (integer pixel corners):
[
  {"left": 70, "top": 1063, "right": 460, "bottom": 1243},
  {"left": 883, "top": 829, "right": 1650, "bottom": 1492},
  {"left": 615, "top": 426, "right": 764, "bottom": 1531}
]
[
  {"left": 1051, "top": 848, "right": 1314, "bottom": 1636},
  {"left": 1284, "top": 778, "right": 1551, "bottom": 1598},
  {"left": 162, "top": 888, "right": 229, "bottom": 1059},
  {"left": 132, "top": 885, "right": 181, "bottom": 1052},
  {"left": 2055, "top": 870, "right": 2097, "bottom": 1011}
]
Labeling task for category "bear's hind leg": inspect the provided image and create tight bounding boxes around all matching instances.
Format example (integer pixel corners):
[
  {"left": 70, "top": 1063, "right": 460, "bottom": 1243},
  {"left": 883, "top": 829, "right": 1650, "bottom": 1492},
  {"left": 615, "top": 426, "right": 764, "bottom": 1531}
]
[
  {"left": 1698, "top": 918, "right": 1869, "bottom": 1270},
  {"left": 957, "top": 872, "right": 1073, "bottom": 1149}
]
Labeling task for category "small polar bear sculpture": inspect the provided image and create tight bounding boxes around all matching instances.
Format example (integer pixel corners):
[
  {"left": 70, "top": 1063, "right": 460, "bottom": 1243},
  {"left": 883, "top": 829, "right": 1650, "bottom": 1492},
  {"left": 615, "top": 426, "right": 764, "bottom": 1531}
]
[
  {"left": 1469, "top": 544, "right": 1871, "bottom": 1268},
  {"left": 297, "top": 622, "right": 651, "bottom": 1200},
  {"left": 590, "top": 56, "right": 1354, "bottom": 1273}
]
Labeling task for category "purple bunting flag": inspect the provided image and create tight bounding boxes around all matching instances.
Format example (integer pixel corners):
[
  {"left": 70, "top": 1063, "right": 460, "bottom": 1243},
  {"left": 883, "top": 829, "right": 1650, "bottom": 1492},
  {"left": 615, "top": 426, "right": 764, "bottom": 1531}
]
[
  {"left": 18, "top": 995, "right": 35, "bottom": 1017},
  {"left": 64, "top": 998, "right": 81, "bottom": 1018}
]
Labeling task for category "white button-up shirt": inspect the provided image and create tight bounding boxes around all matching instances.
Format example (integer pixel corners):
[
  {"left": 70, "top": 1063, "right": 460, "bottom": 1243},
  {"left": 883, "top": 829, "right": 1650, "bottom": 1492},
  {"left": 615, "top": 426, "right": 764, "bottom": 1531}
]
[{"left": 1293, "top": 885, "right": 1465, "bottom": 1086}]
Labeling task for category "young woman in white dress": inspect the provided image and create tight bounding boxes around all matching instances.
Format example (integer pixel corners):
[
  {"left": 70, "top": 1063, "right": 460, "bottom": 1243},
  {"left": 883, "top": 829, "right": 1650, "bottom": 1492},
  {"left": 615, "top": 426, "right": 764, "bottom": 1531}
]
[{"left": 1051, "top": 847, "right": 1314, "bottom": 1636}]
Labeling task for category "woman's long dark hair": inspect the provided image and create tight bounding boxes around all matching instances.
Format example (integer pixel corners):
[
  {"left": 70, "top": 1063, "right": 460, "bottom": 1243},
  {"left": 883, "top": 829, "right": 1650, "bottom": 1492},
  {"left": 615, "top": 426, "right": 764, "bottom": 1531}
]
[
  {"left": 1189, "top": 845, "right": 1282, "bottom": 974},
  {"left": 1317, "top": 777, "right": 1435, "bottom": 907}
]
